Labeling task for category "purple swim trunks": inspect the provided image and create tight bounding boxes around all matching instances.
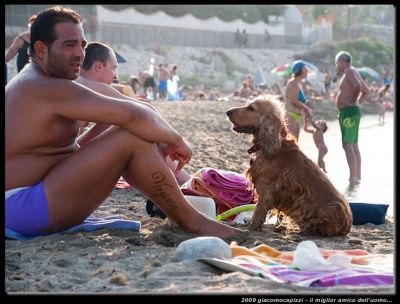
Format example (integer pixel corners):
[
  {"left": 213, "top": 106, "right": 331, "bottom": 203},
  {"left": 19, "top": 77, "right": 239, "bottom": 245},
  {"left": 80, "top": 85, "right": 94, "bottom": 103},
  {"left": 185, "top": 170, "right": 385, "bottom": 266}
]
[{"left": 5, "top": 181, "right": 49, "bottom": 236}]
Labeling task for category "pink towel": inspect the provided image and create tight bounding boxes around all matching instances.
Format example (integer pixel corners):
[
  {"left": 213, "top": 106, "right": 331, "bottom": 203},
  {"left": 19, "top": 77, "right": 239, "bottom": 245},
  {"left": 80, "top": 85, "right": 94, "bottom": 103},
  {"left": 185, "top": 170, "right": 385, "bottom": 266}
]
[
  {"left": 196, "top": 168, "right": 254, "bottom": 206},
  {"left": 188, "top": 168, "right": 255, "bottom": 218}
]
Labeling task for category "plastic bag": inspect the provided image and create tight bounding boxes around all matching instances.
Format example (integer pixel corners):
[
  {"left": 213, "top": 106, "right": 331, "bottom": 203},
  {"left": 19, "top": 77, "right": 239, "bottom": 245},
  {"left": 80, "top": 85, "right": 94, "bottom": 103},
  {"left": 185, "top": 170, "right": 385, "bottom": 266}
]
[{"left": 293, "top": 240, "right": 351, "bottom": 271}]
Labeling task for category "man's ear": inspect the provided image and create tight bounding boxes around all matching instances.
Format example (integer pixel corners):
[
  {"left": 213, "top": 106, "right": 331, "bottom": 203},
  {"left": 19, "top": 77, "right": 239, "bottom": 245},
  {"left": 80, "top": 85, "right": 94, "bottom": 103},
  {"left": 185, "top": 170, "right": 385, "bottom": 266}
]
[
  {"left": 33, "top": 41, "right": 48, "bottom": 60},
  {"left": 94, "top": 61, "right": 104, "bottom": 72}
]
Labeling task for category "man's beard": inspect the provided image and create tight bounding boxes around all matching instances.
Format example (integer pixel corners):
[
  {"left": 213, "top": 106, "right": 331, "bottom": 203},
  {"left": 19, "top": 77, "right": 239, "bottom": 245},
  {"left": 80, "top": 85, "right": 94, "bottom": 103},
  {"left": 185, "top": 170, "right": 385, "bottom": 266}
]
[{"left": 48, "top": 48, "right": 79, "bottom": 80}]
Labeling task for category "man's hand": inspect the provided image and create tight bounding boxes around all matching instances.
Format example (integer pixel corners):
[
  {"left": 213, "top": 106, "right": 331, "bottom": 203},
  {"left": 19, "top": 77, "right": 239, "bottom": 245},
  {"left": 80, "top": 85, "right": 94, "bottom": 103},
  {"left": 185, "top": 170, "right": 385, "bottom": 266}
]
[{"left": 159, "top": 138, "right": 192, "bottom": 174}]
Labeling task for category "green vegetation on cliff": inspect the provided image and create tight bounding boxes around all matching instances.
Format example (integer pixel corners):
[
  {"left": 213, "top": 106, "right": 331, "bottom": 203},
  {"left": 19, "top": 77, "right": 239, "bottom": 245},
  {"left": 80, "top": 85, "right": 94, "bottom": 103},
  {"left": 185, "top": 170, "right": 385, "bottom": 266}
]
[{"left": 294, "top": 37, "right": 393, "bottom": 71}]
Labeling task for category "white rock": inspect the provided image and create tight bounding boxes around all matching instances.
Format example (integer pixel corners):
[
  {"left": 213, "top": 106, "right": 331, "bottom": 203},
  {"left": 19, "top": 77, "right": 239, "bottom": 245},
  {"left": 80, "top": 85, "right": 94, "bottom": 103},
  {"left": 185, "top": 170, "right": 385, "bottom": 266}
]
[{"left": 174, "top": 236, "right": 231, "bottom": 261}]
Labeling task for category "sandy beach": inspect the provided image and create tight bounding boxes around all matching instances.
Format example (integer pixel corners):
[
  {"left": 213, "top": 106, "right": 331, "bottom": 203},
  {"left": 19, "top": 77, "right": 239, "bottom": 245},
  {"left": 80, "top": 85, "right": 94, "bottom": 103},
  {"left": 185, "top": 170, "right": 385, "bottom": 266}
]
[{"left": 5, "top": 100, "right": 394, "bottom": 295}]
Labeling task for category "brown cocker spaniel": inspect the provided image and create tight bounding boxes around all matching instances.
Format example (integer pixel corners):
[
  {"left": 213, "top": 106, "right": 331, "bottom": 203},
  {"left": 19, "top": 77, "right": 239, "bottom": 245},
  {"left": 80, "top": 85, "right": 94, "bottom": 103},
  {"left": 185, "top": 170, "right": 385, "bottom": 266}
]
[{"left": 226, "top": 96, "right": 352, "bottom": 236}]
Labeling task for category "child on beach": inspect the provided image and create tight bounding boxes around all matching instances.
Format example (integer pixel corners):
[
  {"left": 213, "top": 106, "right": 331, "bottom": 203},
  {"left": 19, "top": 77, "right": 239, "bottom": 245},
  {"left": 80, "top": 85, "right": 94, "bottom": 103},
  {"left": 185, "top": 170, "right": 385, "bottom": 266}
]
[{"left": 304, "top": 119, "right": 328, "bottom": 173}]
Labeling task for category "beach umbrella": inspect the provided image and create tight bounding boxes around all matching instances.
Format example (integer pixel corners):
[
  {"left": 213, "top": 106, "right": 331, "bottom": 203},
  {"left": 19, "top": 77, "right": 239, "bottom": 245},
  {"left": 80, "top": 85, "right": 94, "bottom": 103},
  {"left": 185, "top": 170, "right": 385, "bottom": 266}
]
[
  {"left": 115, "top": 51, "right": 127, "bottom": 64},
  {"left": 356, "top": 67, "right": 381, "bottom": 82},
  {"left": 271, "top": 61, "right": 319, "bottom": 77},
  {"left": 270, "top": 63, "right": 291, "bottom": 76},
  {"left": 254, "top": 67, "right": 266, "bottom": 87}
]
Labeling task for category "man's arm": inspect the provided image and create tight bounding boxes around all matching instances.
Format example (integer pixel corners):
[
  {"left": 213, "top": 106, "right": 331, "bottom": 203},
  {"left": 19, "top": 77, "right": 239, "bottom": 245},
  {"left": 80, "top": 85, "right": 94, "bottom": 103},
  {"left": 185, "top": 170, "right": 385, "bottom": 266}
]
[
  {"left": 348, "top": 69, "right": 370, "bottom": 104},
  {"left": 80, "top": 80, "right": 159, "bottom": 113},
  {"left": 76, "top": 123, "right": 110, "bottom": 146},
  {"left": 73, "top": 80, "right": 163, "bottom": 145},
  {"left": 43, "top": 79, "right": 181, "bottom": 146},
  {"left": 5, "top": 36, "right": 24, "bottom": 63},
  {"left": 356, "top": 75, "right": 370, "bottom": 104}
]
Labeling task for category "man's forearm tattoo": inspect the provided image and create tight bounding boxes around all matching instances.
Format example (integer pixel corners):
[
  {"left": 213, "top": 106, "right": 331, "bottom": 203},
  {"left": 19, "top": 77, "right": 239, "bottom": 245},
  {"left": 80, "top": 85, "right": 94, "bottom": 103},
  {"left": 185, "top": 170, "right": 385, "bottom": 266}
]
[{"left": 151, "top": 171, "right": 178, "bottom": 210}]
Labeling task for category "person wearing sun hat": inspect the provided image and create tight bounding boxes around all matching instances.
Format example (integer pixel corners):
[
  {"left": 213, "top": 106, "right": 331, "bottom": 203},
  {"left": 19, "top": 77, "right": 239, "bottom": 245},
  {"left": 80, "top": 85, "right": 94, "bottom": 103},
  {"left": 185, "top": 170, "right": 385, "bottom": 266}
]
[{"left": 284, "top": 60, "right": 313, "bottom": 140}]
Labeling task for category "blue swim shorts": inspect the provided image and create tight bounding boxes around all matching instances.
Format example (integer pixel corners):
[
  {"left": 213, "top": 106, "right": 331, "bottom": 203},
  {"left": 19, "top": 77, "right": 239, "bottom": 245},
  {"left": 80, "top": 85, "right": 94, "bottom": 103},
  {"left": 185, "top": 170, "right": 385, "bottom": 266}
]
[
  {"left": 5, "top": 181, "right": 49, "bottom": 236},
  {"left": 158, "top": 79, "right": 167, "bottom": 93}
]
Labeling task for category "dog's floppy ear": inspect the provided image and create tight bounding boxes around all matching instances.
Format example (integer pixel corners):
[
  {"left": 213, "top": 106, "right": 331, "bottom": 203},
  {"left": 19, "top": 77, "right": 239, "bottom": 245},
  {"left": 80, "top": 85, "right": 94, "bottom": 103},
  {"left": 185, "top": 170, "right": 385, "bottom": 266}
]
[{"left": 258, "top": 115, "right": 282, "bottom": 156}]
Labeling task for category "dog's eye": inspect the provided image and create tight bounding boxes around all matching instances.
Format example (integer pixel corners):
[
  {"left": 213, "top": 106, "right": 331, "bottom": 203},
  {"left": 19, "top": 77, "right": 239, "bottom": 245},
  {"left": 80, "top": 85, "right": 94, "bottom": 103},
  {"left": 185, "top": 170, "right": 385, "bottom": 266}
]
[{"left": 247, "top": 106, "right": 255, "bottom": 111}]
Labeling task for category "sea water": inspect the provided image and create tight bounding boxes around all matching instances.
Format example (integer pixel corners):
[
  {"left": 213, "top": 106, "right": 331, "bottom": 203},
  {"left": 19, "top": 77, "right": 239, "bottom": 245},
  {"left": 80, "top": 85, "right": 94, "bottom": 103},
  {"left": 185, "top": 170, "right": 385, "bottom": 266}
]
[{"left": 298, "top": 111, "right": 395, "bottom": 217}]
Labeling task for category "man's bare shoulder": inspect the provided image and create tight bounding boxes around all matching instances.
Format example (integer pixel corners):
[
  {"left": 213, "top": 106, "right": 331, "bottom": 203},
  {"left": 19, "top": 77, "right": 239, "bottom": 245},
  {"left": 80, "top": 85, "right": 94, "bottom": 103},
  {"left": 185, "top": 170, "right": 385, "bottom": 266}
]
[
  {"left": 75, "top": 77, "right": 116, "bottom": 96},
  {"left": 8, "top": 70, "right": 95, "bottom": 112},
  {"left": 13, "top": 66, "right": 78, "bottom": 90},
  {"left": 346, "top": 66, "right": 359, "bottom": 77}
]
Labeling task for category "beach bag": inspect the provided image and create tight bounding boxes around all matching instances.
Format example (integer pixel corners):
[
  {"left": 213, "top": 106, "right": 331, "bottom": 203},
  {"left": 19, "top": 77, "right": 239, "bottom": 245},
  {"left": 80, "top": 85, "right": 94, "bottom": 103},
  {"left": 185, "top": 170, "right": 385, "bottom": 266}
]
[{"left": 349, "top": 202, "right": 389, "bottom": 225}]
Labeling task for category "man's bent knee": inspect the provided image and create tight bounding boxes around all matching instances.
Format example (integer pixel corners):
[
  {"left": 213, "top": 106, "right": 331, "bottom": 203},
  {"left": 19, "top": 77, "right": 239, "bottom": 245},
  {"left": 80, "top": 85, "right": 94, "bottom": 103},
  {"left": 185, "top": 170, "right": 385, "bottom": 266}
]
[{"left": 107, "top": 126, "right": 155, "bottom": 152}]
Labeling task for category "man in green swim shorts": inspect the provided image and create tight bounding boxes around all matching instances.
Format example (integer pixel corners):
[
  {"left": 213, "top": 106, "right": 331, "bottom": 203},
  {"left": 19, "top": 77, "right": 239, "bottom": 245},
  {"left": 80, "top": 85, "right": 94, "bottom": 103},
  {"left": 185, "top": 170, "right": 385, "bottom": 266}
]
[{"left": 335, "top": 51, "right": 369, "bottom": 184}]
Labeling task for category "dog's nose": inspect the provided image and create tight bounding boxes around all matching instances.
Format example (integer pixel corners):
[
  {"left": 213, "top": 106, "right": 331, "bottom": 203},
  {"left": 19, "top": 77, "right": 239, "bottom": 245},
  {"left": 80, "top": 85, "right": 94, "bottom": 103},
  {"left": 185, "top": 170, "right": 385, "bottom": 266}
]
[{"left": 226, "top": 109, "right": 233, "bottom": 117}]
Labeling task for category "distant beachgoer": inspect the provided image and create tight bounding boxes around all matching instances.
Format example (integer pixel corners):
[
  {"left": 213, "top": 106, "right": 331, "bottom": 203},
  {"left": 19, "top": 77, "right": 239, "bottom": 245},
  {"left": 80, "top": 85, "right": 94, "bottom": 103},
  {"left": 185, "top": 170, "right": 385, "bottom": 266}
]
[
  {"left": 335, "top": 51, "right": 369, "bottom": 185},
  {"left": 304, "top": 119, "right": 329, "bottom": 173},
  {"left": 156, "top": 64, "right": 171, "bottom": 99},
  {"left": 377, "top": 84, "right": 387, "bottom": 126},
  {"left": 234, "top": 28, "right": 241, "bottom": 46},
  {"left": 245, "top": 74, "right": 255, "bottom": 91},
  {"left": 194, "top": 90, "right": 207, "bottom": 101},
  {"left": 116, "top": 81, "right": 135, "bottom": 97},
  {"left": 241, "top": 29, "right": 248, "bottom": 47},
  {"left": 284, "top": 60, "right": 313, "bottom": 141},
  {"left": 129, "top": 76, "right": 143, "bottom": 96},
  {"left": 324, "top": 68, "right": 332, "bottom": 99},
  {"left": 239, "top": 81, "right": 252, "bottom": 99},
  {"left": 379, "top": 68, "right": 391, "bottom": 97},
  {"left": 167, "top": 64, "right": 180, "bottom": 100},
  {"left": 377, "top": 98, "right": 386, "bottom": 126},
  {"left": 5, "top": 15, "right": 37, "bottom": 73},
  {"left": 139, "top": 71, "right": 157, "bottom": 101},
  {"left": 208, "top": 89, "right": 221, "bottom": 101},
  {"left": 265, "top": 28, "right": 271, "bottom": 43}
]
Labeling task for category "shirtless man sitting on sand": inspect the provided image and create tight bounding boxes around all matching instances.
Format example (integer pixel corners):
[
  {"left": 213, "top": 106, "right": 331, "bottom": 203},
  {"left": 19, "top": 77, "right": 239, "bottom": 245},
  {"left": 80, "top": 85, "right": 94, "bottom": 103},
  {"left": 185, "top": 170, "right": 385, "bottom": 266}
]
[
  {"left": 5, "top": 6, "right": 244, "bottom": 239},
  {"left": 334, "top": 51, "right": 369, "bottom": 185}
]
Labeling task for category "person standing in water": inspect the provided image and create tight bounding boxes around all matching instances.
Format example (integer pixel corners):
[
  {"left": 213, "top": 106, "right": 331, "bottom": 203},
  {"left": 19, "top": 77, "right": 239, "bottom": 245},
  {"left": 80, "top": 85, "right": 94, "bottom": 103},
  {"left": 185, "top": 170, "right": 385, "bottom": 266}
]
[{"left": 334, "top": 51, "right": 369, "bottom": 185}]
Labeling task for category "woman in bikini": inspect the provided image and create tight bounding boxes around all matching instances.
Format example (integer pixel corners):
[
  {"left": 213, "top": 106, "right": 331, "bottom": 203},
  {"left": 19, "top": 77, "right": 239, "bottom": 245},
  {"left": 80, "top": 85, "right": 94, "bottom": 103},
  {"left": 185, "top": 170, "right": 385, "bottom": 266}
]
[{"left": 284, "top": 60, "right": 313, "bottom": 141}]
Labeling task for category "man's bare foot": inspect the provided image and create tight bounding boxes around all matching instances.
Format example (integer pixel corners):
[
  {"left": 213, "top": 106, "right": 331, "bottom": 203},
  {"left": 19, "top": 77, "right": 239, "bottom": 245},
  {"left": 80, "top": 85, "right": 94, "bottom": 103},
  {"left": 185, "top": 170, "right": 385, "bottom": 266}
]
[
  {"left": 188, "top": 216, "right": 248, "bottom": 244},
  {"left": 221, "top": 229, "right": 248, "bottom": 245}
]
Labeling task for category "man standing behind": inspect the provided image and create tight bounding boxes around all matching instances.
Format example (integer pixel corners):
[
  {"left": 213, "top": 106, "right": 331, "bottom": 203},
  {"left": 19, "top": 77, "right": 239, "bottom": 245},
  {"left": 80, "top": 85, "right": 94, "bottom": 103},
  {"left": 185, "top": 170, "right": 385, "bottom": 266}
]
[
  {"left": 76, "top": 41, "right": 192, "bottom": 185},
  {"left": 335, "top": 51, "right": 369, "bottom": 185}
]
